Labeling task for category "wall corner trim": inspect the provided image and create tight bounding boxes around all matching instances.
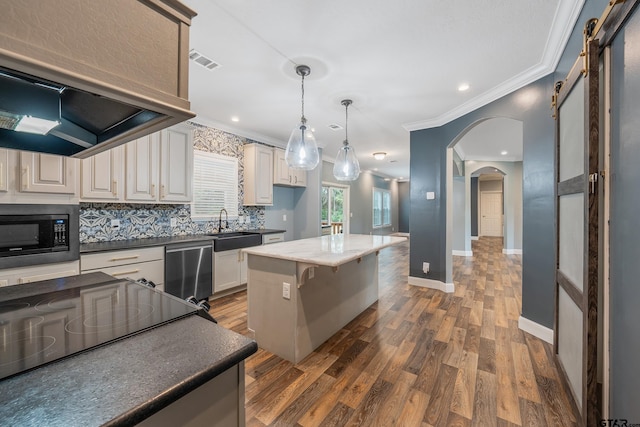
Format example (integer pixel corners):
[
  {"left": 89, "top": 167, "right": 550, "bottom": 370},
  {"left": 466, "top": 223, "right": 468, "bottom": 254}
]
[
  {"left": 518, "top": 315, "right": 554, "bottom": 344},
  {"left": 502, "top": 248, "right": 523, "bottom": 255},
  {"left": 452, "top": 250, "right": 473, "bottom": 257},
  {"left": 408, "top": 276, "right": 455, "bottom": 293}
]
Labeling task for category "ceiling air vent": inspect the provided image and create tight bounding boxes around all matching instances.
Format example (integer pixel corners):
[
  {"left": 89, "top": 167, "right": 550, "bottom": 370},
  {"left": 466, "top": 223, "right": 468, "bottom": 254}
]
[
  {"left": 189, "top": 49, "right": 221, "bottom": 71},
  {"left": 328, "top": 124, "right": 343, "bottom": 131}
]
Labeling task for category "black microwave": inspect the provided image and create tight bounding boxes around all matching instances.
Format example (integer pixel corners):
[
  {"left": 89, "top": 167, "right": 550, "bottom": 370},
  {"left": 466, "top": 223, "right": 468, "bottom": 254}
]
[{"left": 0, "top": 204, "right": 79, "bottom": 269}]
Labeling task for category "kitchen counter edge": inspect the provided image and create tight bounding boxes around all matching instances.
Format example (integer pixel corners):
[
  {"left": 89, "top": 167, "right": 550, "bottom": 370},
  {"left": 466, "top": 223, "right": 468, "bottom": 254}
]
[{"left": 80, "top": 229, "right": 286, "bottom": 253}]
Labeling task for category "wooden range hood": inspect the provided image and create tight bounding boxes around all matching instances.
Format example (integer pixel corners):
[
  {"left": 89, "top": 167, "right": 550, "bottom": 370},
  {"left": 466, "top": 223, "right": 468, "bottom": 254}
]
[{"left": 0, "top": 0, "right": 196, "bottom": 158}]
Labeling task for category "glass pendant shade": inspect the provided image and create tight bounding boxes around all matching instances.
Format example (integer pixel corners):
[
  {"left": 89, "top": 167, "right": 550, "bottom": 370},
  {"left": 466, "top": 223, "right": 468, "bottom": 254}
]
[
  {"left": 333, "top": 143, "right": 360, "bottom": 181},
  {"left": 333, "top": 98, "right": 360, "bottom": 181},
  {"left": 285, "top": 64, "right": 319, "bottom": 170},
  {"left": 285, "top": 119, "right": 319, "bottom": 170}
]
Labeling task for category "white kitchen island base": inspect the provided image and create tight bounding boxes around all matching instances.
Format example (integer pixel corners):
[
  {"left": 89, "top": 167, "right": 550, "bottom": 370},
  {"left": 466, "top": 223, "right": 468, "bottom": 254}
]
[{"left": 244, "top": 234, "right": 406, "bottom": 364}]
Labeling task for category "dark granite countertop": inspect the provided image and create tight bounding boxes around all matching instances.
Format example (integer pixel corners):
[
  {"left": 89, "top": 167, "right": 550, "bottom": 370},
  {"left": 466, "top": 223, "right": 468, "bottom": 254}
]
[
  {"left": 80, "top": 229, "right": 286, "bottom": 253},
  {"left": 0, "top": 273, "right": 258, "bottom": 427}
]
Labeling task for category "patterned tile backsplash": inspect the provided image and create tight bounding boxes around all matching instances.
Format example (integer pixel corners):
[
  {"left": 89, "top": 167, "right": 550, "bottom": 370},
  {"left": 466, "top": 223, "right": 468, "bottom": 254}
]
[
  {"left": 79, "top": 123, "right": 267, "bottom": 243},
  {"left": 79, "top": 203, "right": 265, "bottom": 243}
]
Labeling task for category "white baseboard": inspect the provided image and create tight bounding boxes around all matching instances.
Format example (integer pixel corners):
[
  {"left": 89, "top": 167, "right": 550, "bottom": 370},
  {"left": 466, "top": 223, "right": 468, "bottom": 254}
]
[
  {"left": 502, "top": 248, "right": 523, "bottom": 255},
  {"left": 452, "top": 250, "right": 473, "bottom": 257},
  {"left": 471, "top": 236, "right": 479, "bottom": 241},
  {"left": 518, "top": 316, "right": 554, "bottom": 344},
  {"left": 408, "top": 276, "right": 455, "bottom": 293}
]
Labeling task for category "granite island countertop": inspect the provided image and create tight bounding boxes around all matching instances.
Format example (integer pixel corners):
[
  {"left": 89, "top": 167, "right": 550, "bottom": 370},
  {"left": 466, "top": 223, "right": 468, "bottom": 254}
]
[
  {"left": 80, "top": 229, "right": 286, "bottom": 253},
  {"left": 242, "top": 234, "right": 406, "bottom": 267},
  {"left": 0, "top": 272, "right": 258, "bottom": 427}
]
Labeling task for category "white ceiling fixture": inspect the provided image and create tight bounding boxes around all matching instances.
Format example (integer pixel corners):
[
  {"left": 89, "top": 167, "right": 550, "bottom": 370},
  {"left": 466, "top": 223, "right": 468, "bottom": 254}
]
[
  {"left": 373, "top": 152, "right": 387, "bottom": 160},
  {"left": 183, "top": 0, "right": 584, "bottom": 179}
]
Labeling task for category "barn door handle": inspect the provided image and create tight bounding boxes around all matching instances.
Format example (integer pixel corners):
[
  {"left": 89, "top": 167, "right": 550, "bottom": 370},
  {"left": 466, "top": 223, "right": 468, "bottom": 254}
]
[{"left": 589, "top": 173, "right": 598, "bottom": 194}]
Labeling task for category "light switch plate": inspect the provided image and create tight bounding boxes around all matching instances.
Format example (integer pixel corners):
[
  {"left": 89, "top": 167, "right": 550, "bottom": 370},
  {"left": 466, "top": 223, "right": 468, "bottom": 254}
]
[
  {"left": 426, "top": 192, "right": 435, "bottom": 200},
  {"left": 111, "top": 219, "right": 120, "bottom": 229},
  {"left": 170, "top": 218, "right": 177, "bottom": 227}
]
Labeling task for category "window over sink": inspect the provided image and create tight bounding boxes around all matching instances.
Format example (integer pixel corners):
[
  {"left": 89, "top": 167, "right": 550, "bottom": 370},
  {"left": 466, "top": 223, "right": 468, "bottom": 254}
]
[{"left": 191, "top": 150, "right": 238, "bottom": 220}]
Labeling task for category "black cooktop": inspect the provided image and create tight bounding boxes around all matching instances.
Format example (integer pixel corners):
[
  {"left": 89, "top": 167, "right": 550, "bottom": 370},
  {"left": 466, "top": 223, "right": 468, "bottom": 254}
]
[{"left": 0, "top": 273, "right": 200, "bottom": 381}]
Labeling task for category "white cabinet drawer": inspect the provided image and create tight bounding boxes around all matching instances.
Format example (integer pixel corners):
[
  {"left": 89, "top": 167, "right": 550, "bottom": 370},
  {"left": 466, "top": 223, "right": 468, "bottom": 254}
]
[
  {"left": 262, "top": 233, "right": 284, "bottom": 245},
  {"left": 0, "top": 261, "right": 80, "bottom": 287},
  {"left": 87, "top": 259, "right": 164, "bottom": 285},
  {"left": 81, "top": 247, "right": 164, "bottom": 271}
]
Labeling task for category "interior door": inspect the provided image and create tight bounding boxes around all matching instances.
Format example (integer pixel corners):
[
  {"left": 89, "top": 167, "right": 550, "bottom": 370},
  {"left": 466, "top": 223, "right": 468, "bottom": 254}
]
[
  {"left": 480, "top": 192, "right": 503, "bottom": 236},
  {"left": 553, "top": 35, "right": 599, "bottom": 425}
]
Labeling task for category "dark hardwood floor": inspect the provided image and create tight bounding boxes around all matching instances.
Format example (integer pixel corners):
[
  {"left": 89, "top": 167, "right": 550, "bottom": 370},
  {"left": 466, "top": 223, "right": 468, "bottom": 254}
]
[{"left": 210, "top": 237, "right": 578, "bottom": 426}]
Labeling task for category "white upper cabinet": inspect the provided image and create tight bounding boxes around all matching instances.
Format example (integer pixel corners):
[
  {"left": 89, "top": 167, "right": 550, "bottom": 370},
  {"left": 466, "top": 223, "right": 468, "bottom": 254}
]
[
  {"left": 126, "top": 132, "right": 160, "bottom": 202},
  {"left": 273, "top": 148, "right": 306, "bottom": 188},
  {"left": 125, "top": 125, "right": 193, "bottom": 204},
  {"left": 81, "top": 145, "right": 125, "bottom": 201},
  {"left": 159, "top": 125, "right": 193, "bottom": 203},
  {"left": 19, "top": 152, "right": 78, "bottom": 195},
  {"left": 244, "top": 144, "right": 273, "bottom": 206}
]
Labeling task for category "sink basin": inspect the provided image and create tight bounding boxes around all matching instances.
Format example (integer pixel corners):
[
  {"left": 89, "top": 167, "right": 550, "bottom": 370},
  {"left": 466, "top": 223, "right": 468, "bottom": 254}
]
[{"left": 208, "top": 232, "right": 262, "bottom": 252}]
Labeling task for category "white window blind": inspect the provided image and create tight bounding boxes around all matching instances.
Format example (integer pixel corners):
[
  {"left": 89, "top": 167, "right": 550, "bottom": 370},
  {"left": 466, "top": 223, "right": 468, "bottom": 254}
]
[
  {"left": 191, "top": 150, "right": 238, "bottom": 220},
  {"left": 373, "top": 187, "right": 391, "bottom": 227}
]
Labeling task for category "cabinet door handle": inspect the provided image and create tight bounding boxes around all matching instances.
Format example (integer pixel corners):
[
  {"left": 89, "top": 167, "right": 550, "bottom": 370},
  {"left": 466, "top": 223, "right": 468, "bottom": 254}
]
[
  {"left": 112, "top": 180, "right": 118, "bottom": 197},
  {"left": 289, "top": 174, "right": 292, "bottom": 183},
  {"left": 109, "top": 255, "right": 140, "bottom": 262},
  {"left": 294, "top": 175, "right": 298, "bottom": 184},
  {"left": 151, "top": 184, "right": 156, "bottom": 197},
  {"left": 22, "top": 166, "right": 29, "bottom": 190},
  {"left": 0, "top": 162, "right": 3, "bottom": 188},
  {"left": 161, "top": 184, "right": 165, "bottom": 199},
  {"left": 111, "top": 269, "right": 140, "bottom": 277}
]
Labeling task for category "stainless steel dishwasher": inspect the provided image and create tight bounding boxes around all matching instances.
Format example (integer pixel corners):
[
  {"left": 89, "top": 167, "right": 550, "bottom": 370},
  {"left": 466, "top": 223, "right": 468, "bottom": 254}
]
[{"left": 165, "top": 241, "right": 213, "bottom": 302}]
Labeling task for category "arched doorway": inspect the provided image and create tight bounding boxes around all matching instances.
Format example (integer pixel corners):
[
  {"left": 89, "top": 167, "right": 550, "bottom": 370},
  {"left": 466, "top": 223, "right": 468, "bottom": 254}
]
[{"left": 446, "top": 117, "right": 523, "bottom": 285}]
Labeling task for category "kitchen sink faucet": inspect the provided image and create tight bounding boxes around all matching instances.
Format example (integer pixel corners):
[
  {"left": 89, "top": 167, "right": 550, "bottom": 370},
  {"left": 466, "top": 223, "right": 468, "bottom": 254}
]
[{"left": 219, "top": 208, "right": 229, "bottom": 231}]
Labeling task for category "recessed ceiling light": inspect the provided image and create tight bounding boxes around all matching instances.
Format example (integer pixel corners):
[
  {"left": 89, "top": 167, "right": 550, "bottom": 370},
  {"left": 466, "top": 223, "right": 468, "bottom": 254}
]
[
  {"left": 399, "top": 177, "right": 404, "bottom": 180},
  {"left": 458, "top": 83, "right": 470, "bottom": 92},
  {"left": 373, "top": 152, "right": 386, "bottom": 160},
  {"left": 500, "top": 150, "right": 508, "bottom": 155},
  {"left": 384, "top": 178, "right": 391, "bottom": 182},
  {"left": 231, "top": 116, "right": 239, "bottom": 122},
  {"left": 373, "top": 168, "right": 378, "bottom": 171}
]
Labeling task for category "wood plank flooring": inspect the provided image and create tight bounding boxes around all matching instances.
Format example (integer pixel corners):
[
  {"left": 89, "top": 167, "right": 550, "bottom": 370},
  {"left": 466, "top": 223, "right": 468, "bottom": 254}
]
[{"left": 210, "top": 237, "right": 579, "bottom": 426}]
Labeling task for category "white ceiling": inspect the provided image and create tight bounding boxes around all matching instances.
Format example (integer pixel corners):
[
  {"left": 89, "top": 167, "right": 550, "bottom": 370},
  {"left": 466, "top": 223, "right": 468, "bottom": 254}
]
[{"left": 182, "top": 0, "right": 584, "bottom": 180}]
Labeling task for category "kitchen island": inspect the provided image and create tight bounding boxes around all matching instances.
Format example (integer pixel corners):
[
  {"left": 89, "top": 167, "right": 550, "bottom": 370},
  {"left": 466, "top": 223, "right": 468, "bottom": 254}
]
[
  {"left": 243, "top": 234, "right": 406, "bottom": 363},
  {"left": 0, "top": 272, "right": 257, "bottom": 427}
]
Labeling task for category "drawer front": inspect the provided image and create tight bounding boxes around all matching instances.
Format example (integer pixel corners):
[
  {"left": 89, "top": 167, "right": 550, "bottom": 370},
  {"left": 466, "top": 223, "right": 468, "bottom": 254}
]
[
  {"left": 81, "top": 247, "right": 164, "bottom": 271},
  {"left": 262, "top": 233, "right": 284, "bottom": 245},
  {"left": 83, "top": 259, "right": 164, "bottom": 285}
]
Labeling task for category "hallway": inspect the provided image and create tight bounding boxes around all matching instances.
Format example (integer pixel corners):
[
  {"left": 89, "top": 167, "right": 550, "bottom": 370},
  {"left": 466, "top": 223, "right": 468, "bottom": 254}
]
[{"left": 211, "top": 237, "right": 578, "bottom": 426}]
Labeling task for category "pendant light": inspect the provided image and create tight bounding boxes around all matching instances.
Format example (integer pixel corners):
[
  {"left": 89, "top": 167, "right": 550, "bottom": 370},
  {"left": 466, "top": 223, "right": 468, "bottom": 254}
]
[
  {"left": 333, "top": 99, "right": 360, "bottom": 181},
  {"left": 285, "top": 65, "right": 319, "bottom": 170}
]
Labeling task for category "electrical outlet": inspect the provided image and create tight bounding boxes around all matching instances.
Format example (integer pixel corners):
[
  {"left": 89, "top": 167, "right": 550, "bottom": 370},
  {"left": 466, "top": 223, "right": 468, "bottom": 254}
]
[
  {"left": 283, "top": 214, "right": 287, "bottom": 221},
  {"left": 423, "top": 262, "right": 430, "bottom": 273},
  {"left": 111, "top": 219, "right": 120, "bottom": 229},
  {"left": 282, "top": 282, "right": 291, "bottom": 300},
  {"left": 170, "top": 218, "right": 177, "bottom": 227}
]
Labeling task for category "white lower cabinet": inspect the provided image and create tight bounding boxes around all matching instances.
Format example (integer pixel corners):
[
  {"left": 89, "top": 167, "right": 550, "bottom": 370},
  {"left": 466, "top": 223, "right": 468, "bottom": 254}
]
[
  {"left": 80, "top": 247, "right": 165, "bottom": 291},
  {"left": 0, "top": 261, "right": 80, "bottom": 287},
  {"left": 214, "top": 249, "right": 247, "bottom": 293}
]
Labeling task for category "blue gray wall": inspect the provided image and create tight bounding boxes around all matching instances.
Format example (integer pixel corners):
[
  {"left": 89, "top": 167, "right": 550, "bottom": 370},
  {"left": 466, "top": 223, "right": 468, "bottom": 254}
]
[
  {"left": 610, "top": 5, "right": 640, "bottom": 419},
  {"left": 398, "top": 181, "right": 410, "bottom": 233},
  {"left": 410, "top": 75, "right": 555, "bottom": 325},
  {"left": 264, "top": 186, "right": 295, "bottom": 241},
  {"left": 470, "top": 177, "right": 478, "bottom": 237}
]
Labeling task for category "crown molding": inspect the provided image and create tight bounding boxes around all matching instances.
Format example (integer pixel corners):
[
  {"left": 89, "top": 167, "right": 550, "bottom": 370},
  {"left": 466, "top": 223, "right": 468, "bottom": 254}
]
[{"left": 402, "top": 0, "right": 584, "bottom": 132}]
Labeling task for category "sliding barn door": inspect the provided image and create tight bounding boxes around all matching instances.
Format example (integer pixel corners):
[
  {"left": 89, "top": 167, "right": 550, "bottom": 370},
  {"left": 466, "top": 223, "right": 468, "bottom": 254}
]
[{"left": 553, "top": 35, "right": 599, "bottom": 425}]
